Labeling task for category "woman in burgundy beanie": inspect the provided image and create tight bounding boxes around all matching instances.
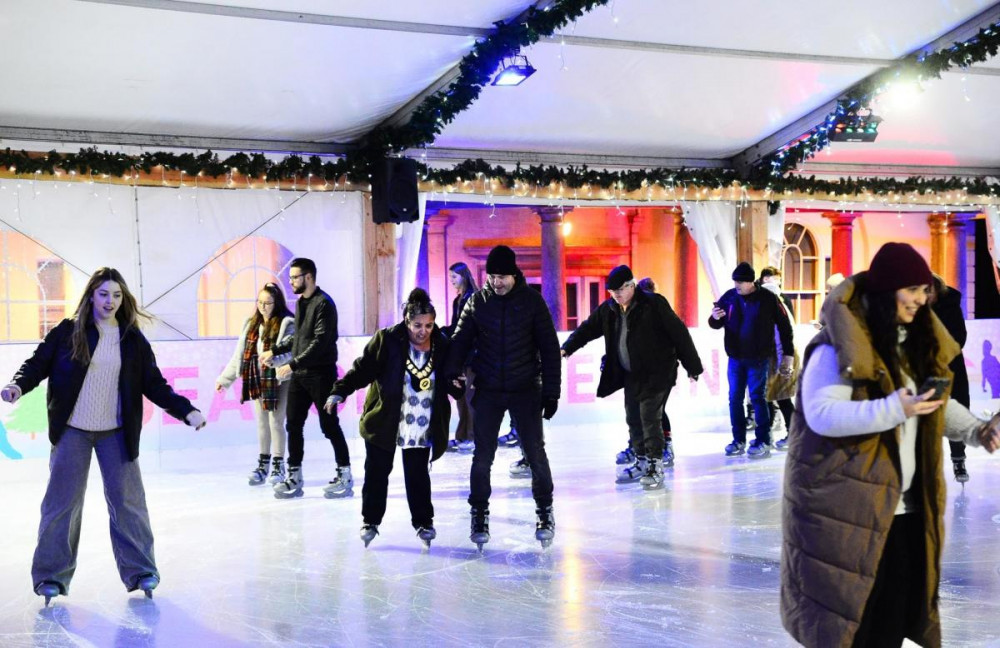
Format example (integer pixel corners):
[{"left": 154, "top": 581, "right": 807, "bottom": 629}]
[{"left": 780, "top": 242, "right": 1000, "bottom": 647}]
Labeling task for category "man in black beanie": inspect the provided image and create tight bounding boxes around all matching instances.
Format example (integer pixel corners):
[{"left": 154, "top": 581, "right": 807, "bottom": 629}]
[
  {"left": 709, "top": 261, "right": 794, "bottom": 458},
  {"left": 445, "top": 245, "right": 562, "bottom": 549},
  {"left": 562, "top": 265, "right": 702, "bottom": 489}
]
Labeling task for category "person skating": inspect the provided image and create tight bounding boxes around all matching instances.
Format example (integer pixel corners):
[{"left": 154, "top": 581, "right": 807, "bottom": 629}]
[
  {"left": 562, "top": 266, "right": 702, "bottom": 489},
  {"left": 758, "top": 266, "right": 798, "bottom": 451},
  {"left": 325, "top": 289, "right": 463, "bottom": 549},
  {"left": 1, "top": 267, "right": 206, "bottom": 605},
  {"left": 260, "top": 258, "right": 352, "bottom": 499},
  {"left": 928, "top": 273, "right": 973, "bottom": 483},
  {"left": 442, "top": 262, "right": 477, "bottom": 454},
  {"left": 445, "top": 245, "right": 561, "bottom": 550},
  {"left": 709, "top": 262, "right": 794, "bottom": 459},
  {"left": 216, "top": 282, "right": 295, "bottom": 486}
]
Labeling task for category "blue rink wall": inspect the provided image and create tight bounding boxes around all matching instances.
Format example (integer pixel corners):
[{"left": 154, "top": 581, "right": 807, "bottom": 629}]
[{"left": 1, "top": 322, "right": 998, "bottom": 461}]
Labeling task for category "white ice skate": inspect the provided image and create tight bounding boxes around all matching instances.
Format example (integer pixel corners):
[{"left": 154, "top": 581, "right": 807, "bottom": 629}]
[
  {"left": 273, "top": 466, "right": 304, "bottom": 499},
  {"left": 639, "top": 458, "right": 664, "bottom": 490},
  {"left": 360, "top": 523, "right": 379, "bottom": 548},
  {"left": 416, "top": 526, "right": 437, "bottom": 549},
  {"left": 323, "top": 466, "right": 354, "bottom": 499}
]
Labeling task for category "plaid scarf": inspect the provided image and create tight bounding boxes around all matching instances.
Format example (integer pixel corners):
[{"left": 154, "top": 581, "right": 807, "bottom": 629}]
[{"left": 240, "top": 324, "right": 280, "bottom": 411}]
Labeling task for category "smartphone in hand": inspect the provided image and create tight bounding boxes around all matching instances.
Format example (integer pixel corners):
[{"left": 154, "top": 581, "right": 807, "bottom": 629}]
[{"left": 917, "top": 376, "right": 951, "bottom": 401}]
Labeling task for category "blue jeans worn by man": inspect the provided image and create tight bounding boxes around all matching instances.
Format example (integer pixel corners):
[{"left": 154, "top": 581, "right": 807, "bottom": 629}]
[{"left": 728, "top": 357, "right": 771, "bottom": 446}]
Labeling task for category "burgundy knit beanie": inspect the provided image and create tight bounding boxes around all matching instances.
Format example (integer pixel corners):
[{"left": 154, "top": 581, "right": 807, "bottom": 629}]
[{"left": 867, "top": 242, "right": 933, "bottom": 292}]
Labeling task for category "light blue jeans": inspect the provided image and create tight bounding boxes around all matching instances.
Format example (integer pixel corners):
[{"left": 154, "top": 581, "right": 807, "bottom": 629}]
[{"left": 32, "top": 426, "right": 158, "bottom": 594}]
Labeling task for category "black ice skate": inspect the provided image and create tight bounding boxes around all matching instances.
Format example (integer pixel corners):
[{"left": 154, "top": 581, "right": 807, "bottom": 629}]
[
  {"left": 470, "top": 507, "right": 490, "bottom": 552},
  {"left": 535, "top": 506, "right": 555, "bottom": 548},
  {"left": 136, "top": 574, "right": 159, "bottom": 599},
  {"left": 360, "top": 523, "right": 379, "bottom": 548},
  {"left": 36, "top": 581, "right": 60, "bottom": 607},
  {"left": 416, "top": 526, "right": 437, "bottom": 549}
]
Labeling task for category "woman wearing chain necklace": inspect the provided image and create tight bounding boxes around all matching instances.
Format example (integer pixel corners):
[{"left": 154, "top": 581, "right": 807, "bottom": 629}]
[{"left": 325, "top": 288, "right": 464, "bottom": 548}]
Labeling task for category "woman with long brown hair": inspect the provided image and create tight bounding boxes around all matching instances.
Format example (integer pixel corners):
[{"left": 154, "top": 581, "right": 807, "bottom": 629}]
[
  {"left": 216, "top": 282, "right": 295, "bottom": 485},
  {"left": 443, "top": 261, "right": 478, "bottom": 453},
  {"left": 1, "top": 267, "right": 206, "bottom": 605},
  {"left": 781, "top": 244, "right": 999, "bottom": 647}
]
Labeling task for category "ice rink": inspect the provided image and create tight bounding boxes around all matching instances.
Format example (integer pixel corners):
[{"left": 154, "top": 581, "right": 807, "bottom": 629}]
[{"left": 2, "top": 421, "right": 999, "bottom": 647}]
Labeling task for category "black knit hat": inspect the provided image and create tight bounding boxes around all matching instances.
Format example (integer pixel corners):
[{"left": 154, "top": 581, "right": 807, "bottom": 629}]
[
  {"left": 606, "top": 265, "right": 634, "bottom": 291},
  {"left": 486, "top": 245, "right": 518, "bottom": 276},
  {"left": 732, "top": 262, "right": 755, "bottom": 282},
  {"left": 867, "top": 242, "right": 933, "bottom": 293}
]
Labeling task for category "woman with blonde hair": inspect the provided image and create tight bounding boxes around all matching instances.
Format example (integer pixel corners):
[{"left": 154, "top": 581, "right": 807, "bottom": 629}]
[
  {"left": 217, "top": 282, "right": 295, "bottom": 485},
  {"left": 2, "top": 267, "right": 206, "bottom": 605}
]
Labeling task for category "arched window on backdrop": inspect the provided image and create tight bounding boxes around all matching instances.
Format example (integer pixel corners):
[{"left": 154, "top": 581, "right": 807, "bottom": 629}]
[
  {"left": 0, "top": 231, "right": 70, "bottom": 341},
  {"left": 197, "top": 236, "right": 295, "bottom": 337},
  {"left": 783, "top": 223, "right": 821, "bottom": 323}
]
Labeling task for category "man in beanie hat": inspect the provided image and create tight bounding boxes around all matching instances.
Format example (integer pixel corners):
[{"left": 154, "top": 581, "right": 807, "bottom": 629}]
[
  {"left": 780, "top": 241, "right": 1000, "bottom": 647},
  {"left": 709, "top": 261, "right": 794, "bottom": 458},
  {"left": 562, "top": 265, "right": 703, "bottom": 489},
  {"left": 445, "top": 245, "right": 561, "bottom": 549}
]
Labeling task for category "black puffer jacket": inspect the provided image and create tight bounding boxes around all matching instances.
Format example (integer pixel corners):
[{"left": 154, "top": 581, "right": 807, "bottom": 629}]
[
  {"left": 446, "top": 276, "right": 561, "bottom": 400},
  {"left": 708, "top": 285, "right": 794, "bottom": 360},
  {"left": 273, "top": 287, "right": 338, "bottom": 371},
  {"left": 330, "top": 323, "right": 460, "bottom": 461},
  {"left": 562, "top": 289, "right": 703, "bottom": 399},
  {"left": 441, "top": 289, "right": 474, "bottom": 338},
  {"left": 932, "top": 285, "right": 970, "bottom": 406},
  {"left": 10, "top": 319, "right": 199, "bottom": 461}
]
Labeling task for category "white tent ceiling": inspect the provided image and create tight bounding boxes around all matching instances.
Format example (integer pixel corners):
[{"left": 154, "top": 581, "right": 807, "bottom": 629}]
[{"left": 1, "top": 0, "right": 998, "bottom": 176}]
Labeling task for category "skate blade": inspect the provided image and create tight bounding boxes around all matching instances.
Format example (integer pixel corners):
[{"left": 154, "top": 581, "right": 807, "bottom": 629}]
[
  {"left": 641, "top": 482, "right": 664, "bottom": 491},
  {"left": 323, "top": 488, "right": 354, "bottom": 499},
  {"left": 144, "top": 589, "right": 153, "bottom": 599},
  {"left": 539, "top": 538, "right": 553, "bottom": 549},
  {"left": 44, "top": 596, "right": 52, "bottom": 607},
  {"left": 509, "top": 473, "right": 532, "bottom": 479},
  {"left": 363, "top": 538, "right": 374, "bottom": 548},
  {"left": 274, "top": 489, "right": 304, "bottom": 500}
]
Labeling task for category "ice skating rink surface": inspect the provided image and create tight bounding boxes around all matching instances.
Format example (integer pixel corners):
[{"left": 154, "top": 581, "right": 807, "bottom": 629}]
[{"left": 2, "top": 421, "right": 999, "bottom": 647}]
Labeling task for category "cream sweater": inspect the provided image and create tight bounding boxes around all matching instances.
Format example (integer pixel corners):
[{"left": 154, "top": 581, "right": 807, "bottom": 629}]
[{"left": 68, "top": 320, "right": 122, "bottom": 431}]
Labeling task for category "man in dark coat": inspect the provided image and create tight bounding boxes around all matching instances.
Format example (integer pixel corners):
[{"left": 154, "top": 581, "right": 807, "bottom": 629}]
[
  {"left": 709, "top": 262, "right": 794, "bottom": 459},
  {"left": 562, "top": 265, "right": 702, "bottom": 489},
  {"left": 445, "top": 245, "right": 561, "bottom": 549}
]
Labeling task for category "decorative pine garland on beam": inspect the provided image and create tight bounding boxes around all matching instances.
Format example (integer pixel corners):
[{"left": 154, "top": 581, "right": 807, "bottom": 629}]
[{"left": 758, "top": 19, "right": 1000, "bottom": 178}]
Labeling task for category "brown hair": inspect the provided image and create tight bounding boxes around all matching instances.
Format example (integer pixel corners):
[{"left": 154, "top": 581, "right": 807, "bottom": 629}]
[
  {"left": 71, "top": 267, "right": 152, "bottom": 364},
  {"left": 247, "top": 283, "right": 294, "bottom": 345}
]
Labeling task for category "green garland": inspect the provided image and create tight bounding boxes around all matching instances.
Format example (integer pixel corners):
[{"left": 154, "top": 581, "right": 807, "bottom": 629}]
[
  {"left": 1, "top": 3, "right": 998, "bottom": 201},
  {"left": 759, "top": 19, "right": 1000, "bottom": 178}
]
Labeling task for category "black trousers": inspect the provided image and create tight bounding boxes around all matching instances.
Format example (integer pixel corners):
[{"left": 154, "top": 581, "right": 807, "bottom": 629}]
[
  {"left": 469, "top": 389, "right": 553, "bottom": 510},
  {"left": 285, "top": 369, "right": 350, "bottom": 468},
  {"left": 769, "top": 399, "right": 795, "bottom": 429},
  {"left": 852, "top": 513, "right": 925, "bottom": 648},
  {"left": 361, "top": 442, "right": 432, "bottom": 529},
  {"left": 623, "top": 374, "right": 671, "bottom": 458}
]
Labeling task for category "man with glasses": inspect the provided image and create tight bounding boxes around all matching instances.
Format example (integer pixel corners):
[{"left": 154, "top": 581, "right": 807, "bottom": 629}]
[
  {"left": 445, "top": 245, "right": 561, "bottom": 550},
  {"left": 562, "top": 265, "right": 702, "bottom": 490},
  {"left": 261, "top": 258, "right": 352, "bottom": 499}
]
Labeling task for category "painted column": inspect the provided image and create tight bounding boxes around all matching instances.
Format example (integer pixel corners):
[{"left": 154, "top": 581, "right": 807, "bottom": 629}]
[
  {"left": 625, "top": 209, "right": 643, "bottom": 269},
  {"left": 425, "top": 208, "right": 452, "bottom": 320},
  {"left": 929, "top": 211, "right": 975, "bottom": 315},
  {"left": 822, "top": 212, "right": 859, "bottom": 277},
  {"left": 536, "top": 207, "right": 569, "bottom": 330},
  {"left": 673, "top": 210, "right": 699, "bottom": 326},
  {"left": 736, "top": 202, "right": 770, "bottom": 271}
]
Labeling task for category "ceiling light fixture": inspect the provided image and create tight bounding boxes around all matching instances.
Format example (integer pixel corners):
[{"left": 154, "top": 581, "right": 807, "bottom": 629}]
[{"left": 491, "top": 55, "right": 537, "bottom": 86}]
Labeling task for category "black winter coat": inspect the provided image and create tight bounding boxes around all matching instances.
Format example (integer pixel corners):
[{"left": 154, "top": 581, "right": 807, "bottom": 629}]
[
  {"left": 273, "top": 287, "right": 338, "bottom": 371},
  {"left": 442, "top": 289, "right": 473, "bottom": 338},
  {"left": 446, "top": 276, "right": 562, "bottom": 400},
  {"left": 708, "top": 286, "right": 794, "bottom": 360},
  {"left": 932, "top": 286, "right": 970, "bottom": 407},
  {"left": 11, "top": 319, "right": 199, "bottom": 461},
  {"left": 330, "top": 323, "right": 461, "bottom": 461},
  {"left": 562, "top": 289, "right": 704, "bottom": 399}
]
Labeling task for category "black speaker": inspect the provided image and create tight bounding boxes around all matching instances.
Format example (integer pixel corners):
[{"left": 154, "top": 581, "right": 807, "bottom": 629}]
[{"left": 372, "top": 157, "right": 419, "bottom": 224}]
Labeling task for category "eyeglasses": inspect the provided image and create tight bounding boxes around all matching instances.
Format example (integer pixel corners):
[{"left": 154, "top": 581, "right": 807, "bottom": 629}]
[
  {"left": 288, "top": 273, "right": 305, "bottom": 282},
  {"left": 257, "top": 301, "right": 275, "bottom": 307}
]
